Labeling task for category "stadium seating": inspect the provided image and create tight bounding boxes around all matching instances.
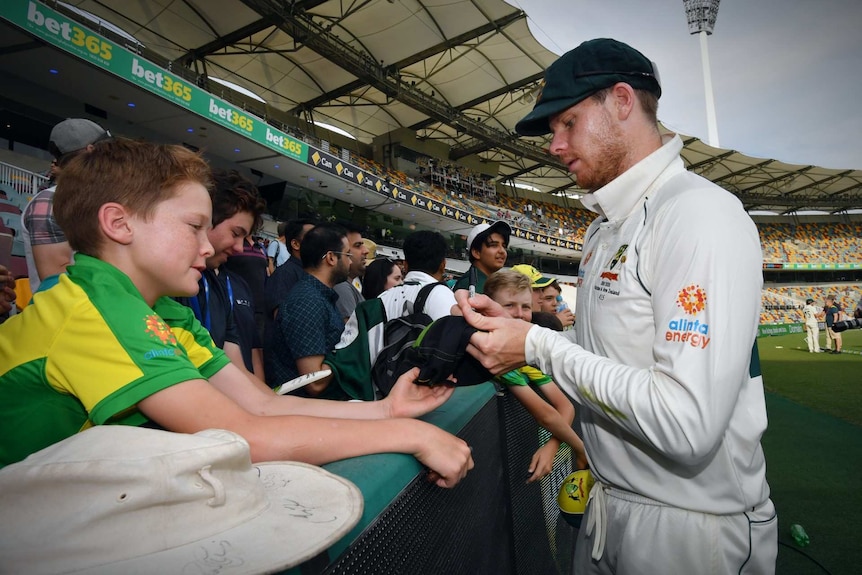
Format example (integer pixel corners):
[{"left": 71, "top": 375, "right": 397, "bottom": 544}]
[{"left": 759, "top": 223, "right": 862, "bottom": 263}]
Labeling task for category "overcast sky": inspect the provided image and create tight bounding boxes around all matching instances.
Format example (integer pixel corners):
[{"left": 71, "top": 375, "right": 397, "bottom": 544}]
[{"left": 508, "top": 0, "right": 862, "bottom": 171}]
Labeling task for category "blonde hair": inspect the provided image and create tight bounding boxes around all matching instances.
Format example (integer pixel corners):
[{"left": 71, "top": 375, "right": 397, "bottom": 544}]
[{"left": 485, "top": 270, "right": 531, "bottom": 301}]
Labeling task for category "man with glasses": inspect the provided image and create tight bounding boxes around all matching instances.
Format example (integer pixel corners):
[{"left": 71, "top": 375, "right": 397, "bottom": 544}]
[
  {"left": 333, "top": 222, "right": 369, "bottom": 322},
  {"left": 22, "top": 118, "right": 111, "bottom": 292},
  {"left": 265, "top": 222, "right": 351, "bottom": 396}
]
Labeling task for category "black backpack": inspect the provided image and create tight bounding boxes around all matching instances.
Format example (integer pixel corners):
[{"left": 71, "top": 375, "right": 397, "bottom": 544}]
[{"left": 371, "top": 282, "right": 442, "bottom": 396}]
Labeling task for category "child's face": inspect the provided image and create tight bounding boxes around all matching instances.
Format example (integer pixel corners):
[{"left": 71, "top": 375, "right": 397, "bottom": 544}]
[
  {"left": 206, "top": 210, "right": 254, "bottom": 269},
  {"left": 539, "top": 286, "right": 561, "bottom": 313},
  {"left": 128, "top": 181, "right": 214, "bottom": 304},
  {"left": 472, "top": 232, "right": 508, "bottom": 274},
  {"left": 493, "top": 288, "right": 533, "bottom": 321}
]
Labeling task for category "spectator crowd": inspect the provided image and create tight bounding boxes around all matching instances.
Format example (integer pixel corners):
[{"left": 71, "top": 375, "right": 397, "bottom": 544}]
[{"left": 0, "top": 119, "right": 586, "bottom": 487}]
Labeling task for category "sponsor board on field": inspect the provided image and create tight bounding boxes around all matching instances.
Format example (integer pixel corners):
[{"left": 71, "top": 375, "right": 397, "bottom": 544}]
[{"left": 758, "top": 323, "right": 805, "bottom": 337}]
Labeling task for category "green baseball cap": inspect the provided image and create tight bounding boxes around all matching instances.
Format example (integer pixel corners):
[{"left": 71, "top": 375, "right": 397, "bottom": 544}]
[
  {"left": 515, "top": 38, "right": 661, "bottom": 137},
  {"left": 511, "top": 264, "right": 555, "bottom": 289}
]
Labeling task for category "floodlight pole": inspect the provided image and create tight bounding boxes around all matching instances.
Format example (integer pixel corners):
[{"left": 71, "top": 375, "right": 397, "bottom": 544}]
[{"left": 683, "top": 0, "right": 721, "bottom": 147}]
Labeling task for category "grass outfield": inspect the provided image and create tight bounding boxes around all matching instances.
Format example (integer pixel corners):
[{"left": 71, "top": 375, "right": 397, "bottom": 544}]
[
  {"left": 759, "top": 328, "right": 861, "bottom": 574},
  {"left": 759, "top": 328, "right": 862, "bottom": 425}
]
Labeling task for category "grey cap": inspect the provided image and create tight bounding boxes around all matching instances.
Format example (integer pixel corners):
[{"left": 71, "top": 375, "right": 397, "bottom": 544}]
[{"left": 49, "top": 118, "right": 110, "bottom": 157}]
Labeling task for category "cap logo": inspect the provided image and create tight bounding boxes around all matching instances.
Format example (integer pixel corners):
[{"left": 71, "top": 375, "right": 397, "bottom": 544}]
[{"left": 534, "top": 79, "right": 546, "bottom": 104}]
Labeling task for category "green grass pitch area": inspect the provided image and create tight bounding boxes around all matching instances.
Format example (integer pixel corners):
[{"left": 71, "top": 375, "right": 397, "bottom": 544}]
[
  {"left": 759, "top": 328, "right": 861, "bottom": 574},
  {"left": 760, "top": 328, "right": 862, "bottom": 426}
]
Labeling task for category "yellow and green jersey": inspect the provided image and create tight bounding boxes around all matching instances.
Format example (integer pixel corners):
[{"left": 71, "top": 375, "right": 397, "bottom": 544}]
[
  {"left": 495, "top": 365, "right": 552, "bottom": 388},
  {"left": 0, "top": 255, "right": 229, "bottom": 467}
]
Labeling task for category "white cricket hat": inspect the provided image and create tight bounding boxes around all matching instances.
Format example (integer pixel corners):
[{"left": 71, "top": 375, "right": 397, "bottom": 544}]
[
  {"left": 466, "top": 220, "right": 511, "bottom": 253},
  {"left": 0, "top": 426, "right": 363, "bottom": 574}
]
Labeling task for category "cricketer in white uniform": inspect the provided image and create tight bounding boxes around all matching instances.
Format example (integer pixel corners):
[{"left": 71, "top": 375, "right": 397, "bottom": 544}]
[
  {"left": 460, "top": 39, "right": 777, "bottom": 574},
  {"left": 802, "top": 298, "right": 821, "bottom": 353}
]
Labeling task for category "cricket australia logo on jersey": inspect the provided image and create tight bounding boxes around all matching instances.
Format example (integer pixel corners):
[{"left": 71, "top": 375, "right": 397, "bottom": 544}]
[
  {"left": 594, "top": 244, "right": 627, "bottom": 297},
  {"left": 666, "top": 284, "right": 710, "bottom": 349}
]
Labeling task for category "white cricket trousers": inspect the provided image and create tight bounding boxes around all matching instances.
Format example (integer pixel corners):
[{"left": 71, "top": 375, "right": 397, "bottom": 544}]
[
  {"left": 573, "top": 483, "right": 777, "bottom": 574},
  {"left": 805, "top": 323, "right": 821, "bottom": 352}
]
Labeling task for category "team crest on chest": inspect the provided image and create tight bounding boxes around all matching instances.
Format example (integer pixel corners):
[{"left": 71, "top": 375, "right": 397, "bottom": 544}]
[{"left": 606, "top": 244, "right": 628, "bottom": 270}]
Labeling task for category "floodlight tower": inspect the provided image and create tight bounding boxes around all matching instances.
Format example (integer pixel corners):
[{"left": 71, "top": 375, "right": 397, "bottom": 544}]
[{"left": 683, "top": 0, "right": 721, "bottom": 147}]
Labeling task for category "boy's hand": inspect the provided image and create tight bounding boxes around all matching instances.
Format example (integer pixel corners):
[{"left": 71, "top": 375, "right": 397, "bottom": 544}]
[
  {"left": 385, "top": 367, "right": 454, "bottom": 419},
  {"left": 526, "top": 442, "right": 557, "bottom": 483},
  {"left": 416, "top": 425, "right": 474, "bottom": 488},
  {"left": 556, "top": 307, "right": 575, "bottom": 328},
  {"left": 574, "top": 447, "right": 589, "bottom": 471}
]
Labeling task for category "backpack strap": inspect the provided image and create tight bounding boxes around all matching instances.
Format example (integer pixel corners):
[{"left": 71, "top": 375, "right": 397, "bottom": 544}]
[{"left": 413, "top": 282, "right": 444, "bottom": 315}]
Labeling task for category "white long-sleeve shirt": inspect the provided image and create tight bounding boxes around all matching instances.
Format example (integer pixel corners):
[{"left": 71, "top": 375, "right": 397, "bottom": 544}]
[
  {"left": 526, "top": 135, "right": 771, "bottom": 514},
  {"left": 803, "top": 304, "right": 819, "bottom": 326}
]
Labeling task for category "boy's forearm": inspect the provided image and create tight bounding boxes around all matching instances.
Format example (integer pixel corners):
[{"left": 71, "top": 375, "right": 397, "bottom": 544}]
[
  {"left": 265, "top": 393, "right": 388, "bottom": 420},
  {"left": 543, "top": 416, "right": 585, "bottom": 452},
  {"left": 143, "top": 378, "right": 419, "bottom": 463},
  {"left": 241, "top": 416, "right": 425, "bottom": 465}
]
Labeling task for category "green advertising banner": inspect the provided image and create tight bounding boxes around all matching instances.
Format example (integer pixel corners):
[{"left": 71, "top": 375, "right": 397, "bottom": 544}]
[
  {"left": 2, "top": 0, "right": 586, "bottom": 253},
  {"left": 2, "top": 0, "right": 307, "bottom": 163},
  {"left": 757, "top": 323, "right": 805, "bottom": 337},
  {"left": 764, "top": 262, "right": 862, "bottom": 270},
  {"left": 785, "top": 263, "right": 861, "bottom": 270}
]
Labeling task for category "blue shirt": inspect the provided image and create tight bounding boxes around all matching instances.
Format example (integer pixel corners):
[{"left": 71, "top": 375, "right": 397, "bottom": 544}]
[{"left": 266, "top": 273, "right": 344, "bottom": 389}]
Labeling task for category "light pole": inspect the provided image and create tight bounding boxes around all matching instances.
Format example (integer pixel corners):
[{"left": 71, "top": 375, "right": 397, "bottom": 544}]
[{"left": 683, "top": 0, "right": 721, "bottom": 147}]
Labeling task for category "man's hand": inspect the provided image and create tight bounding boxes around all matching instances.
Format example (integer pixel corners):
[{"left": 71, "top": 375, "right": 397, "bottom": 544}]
[
  {"left": 454, "top": 291, "right": 531, "bottom": 374},
  {"left": 385, "top": 367, "right": 454, "bottom": 419},
  {"left": 415, "top": 424, "right": 475, "bottom": 488}
]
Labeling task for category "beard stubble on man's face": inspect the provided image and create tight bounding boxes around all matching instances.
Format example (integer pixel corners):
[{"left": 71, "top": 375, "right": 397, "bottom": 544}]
[
  {"left": 331, "top": 256, "right": 351, "bottom": 286},
  {"left": 574, "top": 105, "right": 629, "bottom": 193}
]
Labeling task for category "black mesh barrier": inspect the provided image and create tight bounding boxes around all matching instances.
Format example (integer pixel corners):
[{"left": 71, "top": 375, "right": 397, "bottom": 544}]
[
  {"left": 320, "top": 389, "right": 578, "bottom": 575},
  {"left": 497, "top": 388, "right": 575, "bottom": 575},
  {"left": 323, "top": 397, "right": 513, "bottom": 575}
]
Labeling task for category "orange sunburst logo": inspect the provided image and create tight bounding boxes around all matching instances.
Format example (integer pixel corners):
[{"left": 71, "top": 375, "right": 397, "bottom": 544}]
[
  {"left": 676, "top": 285, "right": 707, "bottom": 315},
  {"left": 144, "top": 314, "right": 177, "bottom": 345}
]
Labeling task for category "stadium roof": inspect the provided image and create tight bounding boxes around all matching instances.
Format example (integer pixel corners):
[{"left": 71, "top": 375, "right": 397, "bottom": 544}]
[{"left": 6, "top": 0, "right": 862, "bottom": 215}]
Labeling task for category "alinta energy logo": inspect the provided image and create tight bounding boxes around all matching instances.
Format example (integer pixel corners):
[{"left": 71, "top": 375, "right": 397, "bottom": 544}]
[
  {"left": 666, "top": 284, "right": 711, "bottom": 349},
  {"left": 676, "top": 284, "right": 707, "bottom": 315},
  {"left": 143, "top": 314, "right": 180, "bottom": 359}
]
